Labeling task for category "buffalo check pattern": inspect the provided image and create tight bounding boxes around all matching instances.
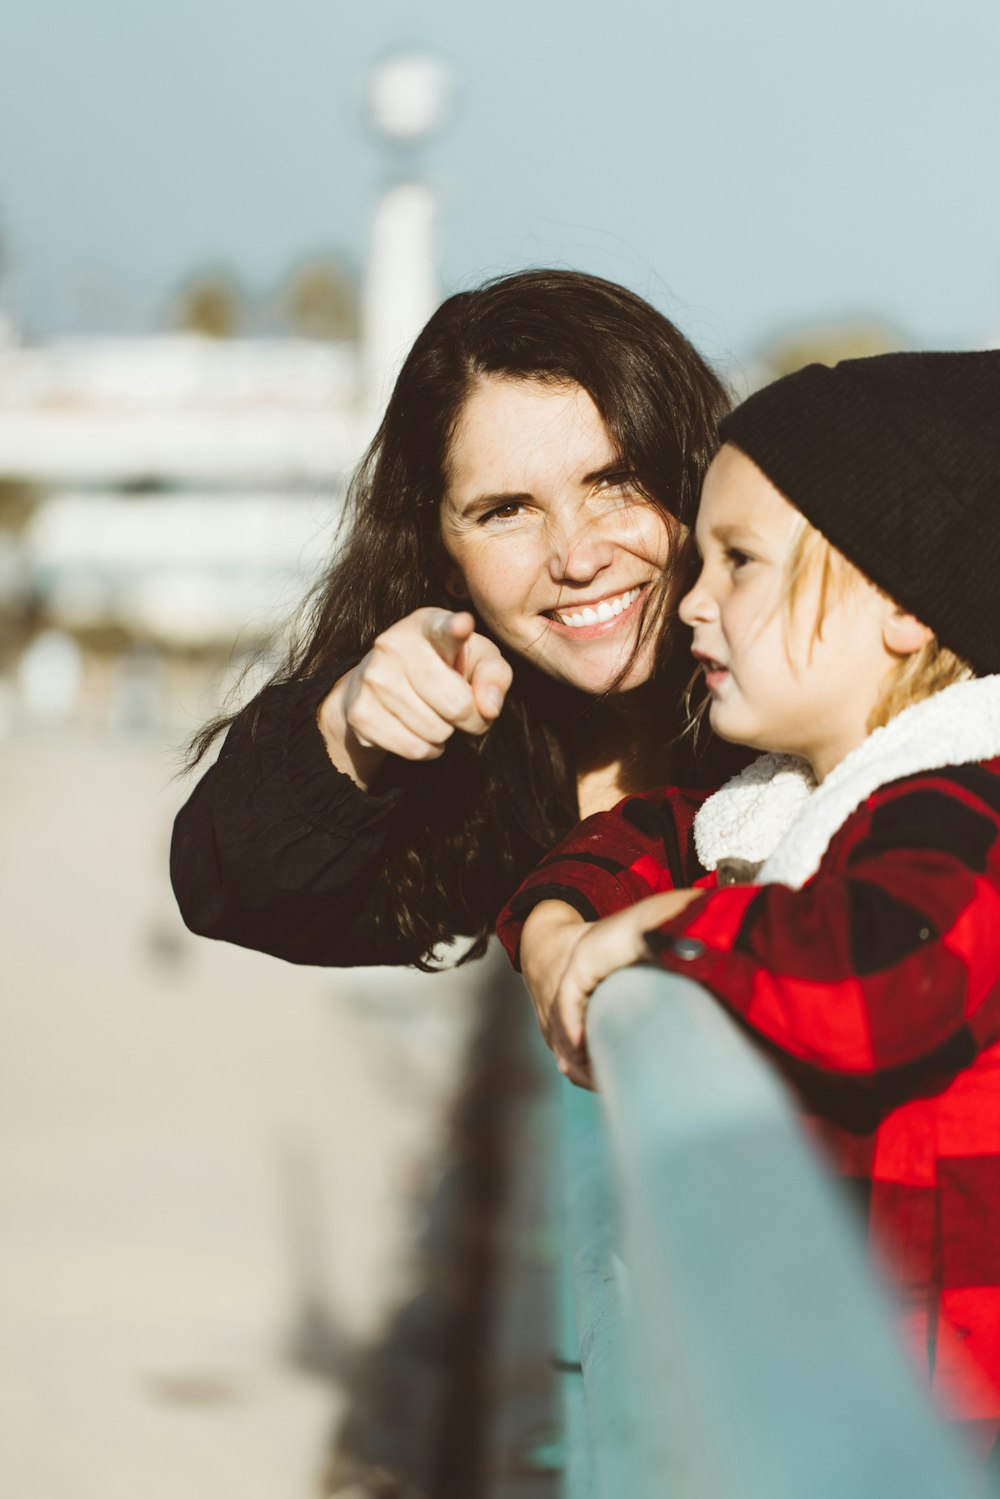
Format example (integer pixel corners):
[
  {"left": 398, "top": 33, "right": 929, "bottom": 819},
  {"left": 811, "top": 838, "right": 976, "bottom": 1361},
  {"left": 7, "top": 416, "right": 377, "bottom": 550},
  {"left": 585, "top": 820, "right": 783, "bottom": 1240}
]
[{"left": 498, "top": 760, "right": 1000, "bottom": 1455}]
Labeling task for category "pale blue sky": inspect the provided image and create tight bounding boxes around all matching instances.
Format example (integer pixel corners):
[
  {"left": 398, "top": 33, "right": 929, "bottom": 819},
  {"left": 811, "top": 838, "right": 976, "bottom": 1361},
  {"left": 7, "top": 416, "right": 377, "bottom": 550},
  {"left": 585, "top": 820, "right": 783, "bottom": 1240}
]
[{"left": 1, "top": 0, "right": 998, "bottom": 359}]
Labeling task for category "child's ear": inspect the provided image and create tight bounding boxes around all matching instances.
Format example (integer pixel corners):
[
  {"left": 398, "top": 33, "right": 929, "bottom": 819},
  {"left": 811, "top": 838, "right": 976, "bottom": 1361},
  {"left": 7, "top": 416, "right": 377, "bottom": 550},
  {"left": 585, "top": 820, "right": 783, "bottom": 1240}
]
[{"left": 883, "top": 607, "right": 934, "bottom": 657}]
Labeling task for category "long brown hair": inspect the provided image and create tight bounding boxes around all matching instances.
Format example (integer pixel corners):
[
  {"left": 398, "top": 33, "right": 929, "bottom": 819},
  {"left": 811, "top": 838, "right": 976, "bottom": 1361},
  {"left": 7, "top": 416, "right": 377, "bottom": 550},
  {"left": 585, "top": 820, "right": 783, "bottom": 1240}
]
[{"left": 193, "top": 269, "right": 730, "bottom": 966}]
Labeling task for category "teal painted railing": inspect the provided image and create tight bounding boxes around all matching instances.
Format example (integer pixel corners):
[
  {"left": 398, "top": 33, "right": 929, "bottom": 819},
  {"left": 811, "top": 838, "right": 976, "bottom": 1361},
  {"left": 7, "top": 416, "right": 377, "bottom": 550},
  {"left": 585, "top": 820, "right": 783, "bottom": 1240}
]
[{"left": 554, "top": 966, "right": 984, "bottom": 1499}]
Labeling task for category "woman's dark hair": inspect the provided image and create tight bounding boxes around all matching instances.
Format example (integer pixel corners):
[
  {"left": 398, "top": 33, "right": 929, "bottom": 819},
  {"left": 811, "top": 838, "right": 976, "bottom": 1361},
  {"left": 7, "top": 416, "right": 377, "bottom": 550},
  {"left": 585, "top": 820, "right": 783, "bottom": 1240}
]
[{"left": 192, "top": 268, "right": 730, "bottom": 966}]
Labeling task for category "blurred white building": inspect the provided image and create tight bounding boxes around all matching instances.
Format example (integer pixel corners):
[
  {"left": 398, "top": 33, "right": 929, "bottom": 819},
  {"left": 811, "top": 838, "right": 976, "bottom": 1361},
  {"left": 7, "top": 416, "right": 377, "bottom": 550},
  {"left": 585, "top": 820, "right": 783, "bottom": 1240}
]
[
  {"left": 0, "top": 334, "right": 361, "bottom": 648},
  {"left": 0, "top": 49, "right": 449, "bottom": 657}
]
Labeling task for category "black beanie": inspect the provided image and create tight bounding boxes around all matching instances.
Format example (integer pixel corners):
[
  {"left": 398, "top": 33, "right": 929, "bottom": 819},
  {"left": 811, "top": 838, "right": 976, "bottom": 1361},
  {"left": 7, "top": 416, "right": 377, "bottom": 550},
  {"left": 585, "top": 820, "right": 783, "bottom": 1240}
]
[{"left": 719, "top": 350, "right": 1000, "bottom": 677}]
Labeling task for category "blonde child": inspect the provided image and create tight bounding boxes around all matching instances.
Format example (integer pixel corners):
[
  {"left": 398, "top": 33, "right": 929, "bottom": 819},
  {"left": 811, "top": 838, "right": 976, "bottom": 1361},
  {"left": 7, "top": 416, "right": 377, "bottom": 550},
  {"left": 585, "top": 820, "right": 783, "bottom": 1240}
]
[{"left": 498, "top": 350, "right": 1000, "bottom": 1453}]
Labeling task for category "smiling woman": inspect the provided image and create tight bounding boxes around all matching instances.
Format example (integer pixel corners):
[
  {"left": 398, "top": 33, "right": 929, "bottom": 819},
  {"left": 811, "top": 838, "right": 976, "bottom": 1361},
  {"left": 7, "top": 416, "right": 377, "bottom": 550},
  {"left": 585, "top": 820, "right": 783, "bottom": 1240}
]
[
  {"left": 171, "top": 269, "right": 731, "bottom": 969},
  {"left": 440, "top": 379, "right": 672, "bottom": 696}
]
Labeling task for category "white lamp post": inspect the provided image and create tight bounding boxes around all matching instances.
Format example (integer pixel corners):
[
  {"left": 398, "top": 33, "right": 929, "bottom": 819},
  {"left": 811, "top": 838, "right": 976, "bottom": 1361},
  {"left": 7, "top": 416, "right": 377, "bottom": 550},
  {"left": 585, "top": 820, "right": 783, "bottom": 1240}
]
[{"left": 360, "top": 52, "right": 452, "bottom": 437}]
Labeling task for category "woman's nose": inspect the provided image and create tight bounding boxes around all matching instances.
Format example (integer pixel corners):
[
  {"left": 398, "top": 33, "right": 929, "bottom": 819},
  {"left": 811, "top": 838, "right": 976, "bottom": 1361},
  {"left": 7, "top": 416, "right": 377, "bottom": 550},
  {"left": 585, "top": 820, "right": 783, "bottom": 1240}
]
[{"left": 548, "top": 512, "right": 615, "bottom": 582}]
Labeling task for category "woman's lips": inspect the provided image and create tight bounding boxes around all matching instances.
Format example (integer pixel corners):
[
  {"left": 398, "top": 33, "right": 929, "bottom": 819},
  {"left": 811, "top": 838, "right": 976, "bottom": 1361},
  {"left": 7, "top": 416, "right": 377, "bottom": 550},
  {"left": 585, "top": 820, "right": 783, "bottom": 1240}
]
[{"left": 542, "top": 584, "right": 646, "bottom": 640}]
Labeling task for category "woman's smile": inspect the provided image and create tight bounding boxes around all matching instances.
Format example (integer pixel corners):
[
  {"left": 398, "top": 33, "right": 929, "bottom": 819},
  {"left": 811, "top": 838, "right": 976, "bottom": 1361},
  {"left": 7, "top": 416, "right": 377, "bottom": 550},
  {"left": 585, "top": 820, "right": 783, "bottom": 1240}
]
[{"left": 543, "top": 583, "right": 647, "bottom": 635}]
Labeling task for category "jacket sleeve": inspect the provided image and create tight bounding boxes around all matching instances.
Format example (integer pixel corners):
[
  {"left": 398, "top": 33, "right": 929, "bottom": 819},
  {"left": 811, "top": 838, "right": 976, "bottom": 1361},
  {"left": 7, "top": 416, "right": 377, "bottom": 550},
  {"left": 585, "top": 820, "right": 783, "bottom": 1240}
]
[
  {"left": 496, "top": 784, "right": 711, "bottom": 969},
  {"left": 170, "top": 671, "right": 417, "bottom": 966},
  {"left": 643, "top": 770, "right": 1000, "bottom": 1109}
]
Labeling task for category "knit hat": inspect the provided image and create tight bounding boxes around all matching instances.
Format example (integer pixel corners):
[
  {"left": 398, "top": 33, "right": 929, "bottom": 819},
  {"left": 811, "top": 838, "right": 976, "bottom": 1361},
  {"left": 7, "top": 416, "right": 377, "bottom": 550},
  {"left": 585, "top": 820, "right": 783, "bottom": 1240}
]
[{"left": 719, "top": 350, "right": 1000, "bottom": 676}]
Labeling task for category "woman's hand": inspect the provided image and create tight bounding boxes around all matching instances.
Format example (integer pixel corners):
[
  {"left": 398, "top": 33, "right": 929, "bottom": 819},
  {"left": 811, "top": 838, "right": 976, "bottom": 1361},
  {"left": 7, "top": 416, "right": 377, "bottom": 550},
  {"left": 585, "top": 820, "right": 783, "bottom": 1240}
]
[
  {"left": 318, "top": 608, "right": 513, "bottom": 790},
  {"left": 525, "top": 890, "right": 703, "bottom": 1088}
]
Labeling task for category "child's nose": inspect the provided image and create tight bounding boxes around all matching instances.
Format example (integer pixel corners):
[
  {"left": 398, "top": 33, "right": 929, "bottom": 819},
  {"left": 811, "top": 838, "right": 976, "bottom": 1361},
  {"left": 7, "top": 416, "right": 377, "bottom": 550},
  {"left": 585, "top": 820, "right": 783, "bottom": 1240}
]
[{"left": 678, "top": 577, "right": 709, "bottom": 625}]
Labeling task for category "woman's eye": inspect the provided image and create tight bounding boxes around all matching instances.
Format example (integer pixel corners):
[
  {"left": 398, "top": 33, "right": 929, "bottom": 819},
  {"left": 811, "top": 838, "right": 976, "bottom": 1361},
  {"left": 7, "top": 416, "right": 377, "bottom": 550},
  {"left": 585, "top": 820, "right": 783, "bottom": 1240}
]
[
  {"left": 594, "top": 472, "right": 635, "bottom": 496},
  {"left": 480, "top": 502, "right": 523, "bottom": 524}
]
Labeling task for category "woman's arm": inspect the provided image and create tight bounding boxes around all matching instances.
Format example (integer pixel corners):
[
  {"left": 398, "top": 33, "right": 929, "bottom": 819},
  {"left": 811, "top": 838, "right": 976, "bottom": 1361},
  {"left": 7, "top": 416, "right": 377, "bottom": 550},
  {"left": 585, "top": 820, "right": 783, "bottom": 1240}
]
[
  {"left": 172, "top": 609, "right": 514, "bottom": 968},
  {"left": 171, "top": 672, "right": 414, "bottom": 965}
]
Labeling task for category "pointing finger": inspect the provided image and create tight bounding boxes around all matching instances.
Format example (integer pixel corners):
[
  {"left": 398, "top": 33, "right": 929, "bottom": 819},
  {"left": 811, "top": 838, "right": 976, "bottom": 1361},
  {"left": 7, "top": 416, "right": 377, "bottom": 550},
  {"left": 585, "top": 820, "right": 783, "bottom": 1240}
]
[{"left": 426, "top": 609, "right": 476, "bottom": 669}]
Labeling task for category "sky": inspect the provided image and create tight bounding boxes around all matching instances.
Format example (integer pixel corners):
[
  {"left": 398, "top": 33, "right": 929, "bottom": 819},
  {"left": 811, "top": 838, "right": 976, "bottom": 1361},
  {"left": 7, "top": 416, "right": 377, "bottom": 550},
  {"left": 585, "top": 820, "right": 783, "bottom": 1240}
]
[{"left": 1, "top": 0, "right": 999, "bottom": 363}]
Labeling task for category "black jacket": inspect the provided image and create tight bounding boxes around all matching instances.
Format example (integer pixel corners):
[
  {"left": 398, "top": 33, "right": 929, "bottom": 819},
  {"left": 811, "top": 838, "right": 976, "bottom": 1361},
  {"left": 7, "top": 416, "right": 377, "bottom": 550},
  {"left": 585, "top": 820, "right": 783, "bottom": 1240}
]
[
  {"left": 170, "top": 669, "right": 546, "bottom": 967},
  {"left": 172, "top": 674, "right": 410, "bottom": 965}
]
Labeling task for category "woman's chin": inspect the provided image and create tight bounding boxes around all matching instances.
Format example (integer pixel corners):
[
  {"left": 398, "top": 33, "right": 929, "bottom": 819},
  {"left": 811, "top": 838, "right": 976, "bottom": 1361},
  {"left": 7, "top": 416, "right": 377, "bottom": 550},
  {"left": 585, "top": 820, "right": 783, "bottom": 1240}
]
[
  {"left": 528, "top": 637, "right": 656, "bottom": 697},
  {"left": 552, "top": 660, "right": 654, "bottom": 697}
]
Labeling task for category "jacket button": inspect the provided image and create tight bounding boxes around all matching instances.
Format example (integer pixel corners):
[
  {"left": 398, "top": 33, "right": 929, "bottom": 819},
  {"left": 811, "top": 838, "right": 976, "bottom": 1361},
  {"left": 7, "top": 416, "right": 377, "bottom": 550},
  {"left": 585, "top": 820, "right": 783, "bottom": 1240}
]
[{"left": 671, "top": 937, "right": 706, "bottom": 961}]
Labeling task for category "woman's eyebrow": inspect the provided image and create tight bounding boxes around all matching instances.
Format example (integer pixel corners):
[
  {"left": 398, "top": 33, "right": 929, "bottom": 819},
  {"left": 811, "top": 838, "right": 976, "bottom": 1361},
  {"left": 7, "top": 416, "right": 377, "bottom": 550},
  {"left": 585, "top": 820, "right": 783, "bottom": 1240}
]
[
  {"left": 458, "top": 489, "right": 531, "bottom": 518},
  {"left": 582, "top": 460, "right": 631, "bottom": 486}
]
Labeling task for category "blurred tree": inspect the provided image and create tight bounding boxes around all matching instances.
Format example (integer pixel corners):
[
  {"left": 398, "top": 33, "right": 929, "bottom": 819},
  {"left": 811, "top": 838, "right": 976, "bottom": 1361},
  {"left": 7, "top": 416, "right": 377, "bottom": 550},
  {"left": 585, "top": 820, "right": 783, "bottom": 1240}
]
[
  {"left": 173, "top": 269, "right": 242, "bottom": 338},
  {"left": 282, "top": 255, "right": 359, "bottom": 342},
  {"left": 756, "top": 319, "right": 908, "bottom": 381},
  {"left": 0, "top": 480, "right": 39, "bottom": 661},
  {"left": 0, "top": 479, "right": 39, "bottom": 534}
]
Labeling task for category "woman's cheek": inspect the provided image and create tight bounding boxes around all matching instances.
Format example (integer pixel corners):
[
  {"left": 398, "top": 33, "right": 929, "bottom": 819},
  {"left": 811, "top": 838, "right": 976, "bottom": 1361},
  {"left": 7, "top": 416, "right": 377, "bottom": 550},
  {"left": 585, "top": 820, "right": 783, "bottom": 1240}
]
[
  {"left": 470, "top": 551, "right": 539, "bottom": 639},
  {"left": 615, "top": 505, "right": 672, "bottom": 566}
]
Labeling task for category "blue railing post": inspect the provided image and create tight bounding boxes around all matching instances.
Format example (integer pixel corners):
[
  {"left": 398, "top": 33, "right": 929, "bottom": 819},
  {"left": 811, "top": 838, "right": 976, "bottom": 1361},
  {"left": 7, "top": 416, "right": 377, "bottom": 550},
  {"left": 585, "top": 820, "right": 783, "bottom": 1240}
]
[
  {"left": 557, "top": 965, "right": 984, "bottom": 1499},
  {"left": 560, "top": 1078, "right": 637, "bottom": 1498}
]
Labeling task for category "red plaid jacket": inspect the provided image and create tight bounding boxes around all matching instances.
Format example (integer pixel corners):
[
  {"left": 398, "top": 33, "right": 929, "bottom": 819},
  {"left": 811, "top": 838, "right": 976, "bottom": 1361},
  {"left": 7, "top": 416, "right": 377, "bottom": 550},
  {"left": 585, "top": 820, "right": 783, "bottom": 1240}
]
[{"left": 497, "top": 758, "right": 1000, "bottom": 1452}]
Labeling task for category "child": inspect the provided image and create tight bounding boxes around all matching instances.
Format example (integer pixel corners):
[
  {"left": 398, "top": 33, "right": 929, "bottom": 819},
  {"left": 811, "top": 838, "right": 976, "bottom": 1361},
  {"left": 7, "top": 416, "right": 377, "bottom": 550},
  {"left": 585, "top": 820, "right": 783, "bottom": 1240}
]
[{"left": 497, "top": 350, "right": 1000, "bottom": 1454}]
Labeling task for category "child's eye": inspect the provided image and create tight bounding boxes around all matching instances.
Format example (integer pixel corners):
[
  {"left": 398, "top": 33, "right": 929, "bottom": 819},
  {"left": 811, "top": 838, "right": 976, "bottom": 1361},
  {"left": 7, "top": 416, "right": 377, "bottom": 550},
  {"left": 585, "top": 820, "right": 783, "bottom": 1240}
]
[{"left": 727, "top": 546, "right": 753, "bottom": 571}]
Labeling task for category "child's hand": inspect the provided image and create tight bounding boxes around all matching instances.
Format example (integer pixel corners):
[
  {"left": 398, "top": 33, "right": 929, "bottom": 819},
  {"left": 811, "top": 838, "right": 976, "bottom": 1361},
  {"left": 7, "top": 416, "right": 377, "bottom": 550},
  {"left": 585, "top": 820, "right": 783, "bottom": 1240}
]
[
  {"left": 520, "top": 890, "right": 702, "bottom": 1089},
  {"left": 520, "top": 902, "right": 594, "bottom": 1087},
  {"left": 552, "top": 890, "right": 703, "bottom": 1061}
]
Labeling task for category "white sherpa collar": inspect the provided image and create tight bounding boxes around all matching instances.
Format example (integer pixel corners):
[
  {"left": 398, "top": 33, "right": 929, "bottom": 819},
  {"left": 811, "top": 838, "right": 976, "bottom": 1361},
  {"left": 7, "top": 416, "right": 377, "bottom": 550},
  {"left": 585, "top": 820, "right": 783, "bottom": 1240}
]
[
  {"left": 694, "top": 751, "right": 816, "bottom": 872},
  {"left": 692, "top": 675, "right": 1000, "bottom": 889},
  {"left": 758, "top": 674, "right": 1000, "bottom": 890}
]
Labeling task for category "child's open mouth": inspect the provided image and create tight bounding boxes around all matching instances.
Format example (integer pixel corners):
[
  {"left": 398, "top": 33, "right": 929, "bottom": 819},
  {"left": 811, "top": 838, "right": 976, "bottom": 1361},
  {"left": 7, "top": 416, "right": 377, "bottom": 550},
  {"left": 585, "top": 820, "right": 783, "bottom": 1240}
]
[{"left": 694, "top": 651, "right": 729, "bottom": 691}]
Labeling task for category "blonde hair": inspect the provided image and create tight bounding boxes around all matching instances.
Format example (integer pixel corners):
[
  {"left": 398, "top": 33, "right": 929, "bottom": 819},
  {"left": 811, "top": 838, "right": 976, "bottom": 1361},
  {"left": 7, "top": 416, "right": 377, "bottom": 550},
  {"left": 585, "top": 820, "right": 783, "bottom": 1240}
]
[{"left": 782, "top": 516, "right": 973, "bottom": 730}]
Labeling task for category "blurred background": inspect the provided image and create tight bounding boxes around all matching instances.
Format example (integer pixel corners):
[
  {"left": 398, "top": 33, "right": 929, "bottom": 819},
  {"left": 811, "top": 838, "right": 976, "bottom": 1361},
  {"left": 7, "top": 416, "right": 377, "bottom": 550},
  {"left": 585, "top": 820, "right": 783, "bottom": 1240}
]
[{"left": 1, "top": 2, "right": 998, "bottom": 1496}]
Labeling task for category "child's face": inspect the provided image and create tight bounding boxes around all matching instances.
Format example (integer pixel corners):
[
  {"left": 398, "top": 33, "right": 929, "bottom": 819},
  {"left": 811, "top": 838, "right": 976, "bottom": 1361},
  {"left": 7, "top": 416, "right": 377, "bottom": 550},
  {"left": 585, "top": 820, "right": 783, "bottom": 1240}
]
[{"left": 680, "top": 444, "right": 902, "bottom": 781}]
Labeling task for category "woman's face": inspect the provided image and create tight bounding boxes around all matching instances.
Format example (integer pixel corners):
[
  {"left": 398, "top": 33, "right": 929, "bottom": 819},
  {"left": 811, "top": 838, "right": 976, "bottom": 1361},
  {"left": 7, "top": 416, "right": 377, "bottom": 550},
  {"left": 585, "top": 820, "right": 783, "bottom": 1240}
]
[{"left": 439, "top": 377, "right": 673, "bottom": 694}]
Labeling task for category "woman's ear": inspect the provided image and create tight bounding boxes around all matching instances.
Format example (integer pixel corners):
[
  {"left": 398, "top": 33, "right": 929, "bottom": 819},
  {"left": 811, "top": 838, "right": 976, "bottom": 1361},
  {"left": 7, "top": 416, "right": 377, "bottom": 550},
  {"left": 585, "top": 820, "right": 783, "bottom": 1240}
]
[
  {"left": 883, "top": 607, "right": 934, "bottom": 657},
  {"left": 443, "top": 563, "right": 471, "bottom": 602}
]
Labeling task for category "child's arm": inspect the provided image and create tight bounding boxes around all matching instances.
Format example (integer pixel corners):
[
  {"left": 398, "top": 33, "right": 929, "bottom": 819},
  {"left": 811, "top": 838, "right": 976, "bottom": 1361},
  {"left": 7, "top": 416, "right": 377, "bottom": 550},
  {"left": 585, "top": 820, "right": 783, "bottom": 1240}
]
[
  {"left": 496, "top": 783, "right": 710, "bottom": 967},
  {"left": 564, "top": 773, "right": 1000, "bottom": 1118},
  {"left": 498, "top": 785, "right": 710, "bottom": 1084},
  {"left": 519, "top": 901, "right": 591, "bottom": 1086},
  {"left": 519, "top": 892, "right": 704, "bottom": 1088}
]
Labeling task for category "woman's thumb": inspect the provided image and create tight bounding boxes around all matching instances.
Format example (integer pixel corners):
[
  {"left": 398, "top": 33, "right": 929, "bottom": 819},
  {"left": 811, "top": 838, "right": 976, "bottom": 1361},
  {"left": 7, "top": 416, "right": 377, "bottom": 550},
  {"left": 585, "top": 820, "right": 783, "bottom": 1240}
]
[{"left": 470, "top": 653, "right": 512, "bottom": 719}]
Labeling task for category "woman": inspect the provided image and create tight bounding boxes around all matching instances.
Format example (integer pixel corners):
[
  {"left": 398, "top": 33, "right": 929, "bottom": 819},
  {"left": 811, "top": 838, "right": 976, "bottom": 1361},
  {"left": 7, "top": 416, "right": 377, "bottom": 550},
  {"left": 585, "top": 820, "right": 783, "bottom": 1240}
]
[{"left": 171, "top": 269, "right": 730, "bottom": 972}]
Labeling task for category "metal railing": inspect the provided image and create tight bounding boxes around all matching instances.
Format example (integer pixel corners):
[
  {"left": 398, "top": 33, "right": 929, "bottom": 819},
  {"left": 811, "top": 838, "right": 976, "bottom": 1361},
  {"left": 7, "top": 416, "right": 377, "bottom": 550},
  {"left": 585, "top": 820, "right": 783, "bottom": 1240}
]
[{"left": 555, "top": 966, "right": 984, "bottom": 1499}]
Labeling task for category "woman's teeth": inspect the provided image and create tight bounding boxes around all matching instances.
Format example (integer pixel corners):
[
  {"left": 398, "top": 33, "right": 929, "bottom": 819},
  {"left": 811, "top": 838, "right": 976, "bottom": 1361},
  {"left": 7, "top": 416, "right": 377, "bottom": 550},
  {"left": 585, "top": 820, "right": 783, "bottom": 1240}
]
[{"left": 552, "top": 586, "right": 642, "bottom": 629}]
